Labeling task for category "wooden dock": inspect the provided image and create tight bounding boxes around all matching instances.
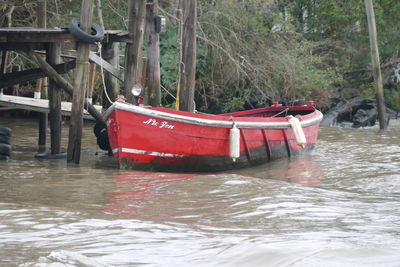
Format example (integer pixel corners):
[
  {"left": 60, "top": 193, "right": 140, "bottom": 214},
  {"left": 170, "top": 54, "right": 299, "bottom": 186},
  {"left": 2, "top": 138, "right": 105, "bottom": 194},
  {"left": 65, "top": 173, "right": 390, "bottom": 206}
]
[{"left": 0, "top": 94, "right": 103, "bottom": 120}]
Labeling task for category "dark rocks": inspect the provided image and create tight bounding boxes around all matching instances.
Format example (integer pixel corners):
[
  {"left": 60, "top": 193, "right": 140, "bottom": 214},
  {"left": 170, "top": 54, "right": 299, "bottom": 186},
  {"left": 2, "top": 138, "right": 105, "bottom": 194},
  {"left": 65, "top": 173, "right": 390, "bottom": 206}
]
[{"left": 321, "top": 98, "right": 394, "bottom": 128}]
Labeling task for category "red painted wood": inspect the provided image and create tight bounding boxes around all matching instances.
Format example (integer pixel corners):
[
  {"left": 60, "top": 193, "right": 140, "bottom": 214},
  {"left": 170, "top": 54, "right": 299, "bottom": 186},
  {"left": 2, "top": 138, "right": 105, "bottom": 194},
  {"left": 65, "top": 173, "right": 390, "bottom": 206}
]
[{"left": 105, "top": 103, "right": 322, "bottom": 172}]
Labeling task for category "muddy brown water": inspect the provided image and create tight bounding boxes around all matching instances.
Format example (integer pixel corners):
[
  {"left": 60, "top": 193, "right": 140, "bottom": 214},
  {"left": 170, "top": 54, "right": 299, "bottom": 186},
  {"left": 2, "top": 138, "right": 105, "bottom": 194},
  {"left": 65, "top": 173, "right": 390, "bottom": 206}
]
[{"left": 1, "top": 117, "right": 400, "bottom": 266}]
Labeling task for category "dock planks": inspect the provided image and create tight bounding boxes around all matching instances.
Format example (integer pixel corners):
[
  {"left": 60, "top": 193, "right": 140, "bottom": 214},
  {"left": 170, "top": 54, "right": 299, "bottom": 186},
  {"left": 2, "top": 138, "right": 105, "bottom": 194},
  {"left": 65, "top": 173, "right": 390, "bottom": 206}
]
[{"left": 0, "top": 94, "right": 103, "bottom": 120}]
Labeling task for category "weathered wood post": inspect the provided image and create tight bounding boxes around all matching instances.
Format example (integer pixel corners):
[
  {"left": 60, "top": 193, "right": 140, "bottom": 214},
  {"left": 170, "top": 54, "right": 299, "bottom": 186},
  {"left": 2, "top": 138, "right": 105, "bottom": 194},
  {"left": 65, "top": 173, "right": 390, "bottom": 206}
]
[
  {"left": 177, "top": 0, "right": 197, "bottom": 112},
  {"left": 0, "top": 52, "right": 7, "bottom": 95},
  {"left": 87, "top": 62, "right": 96, "bottom": 104},
  {"left": 47, "top": 42, "right": 62, "bottom": 155},
  {"left": 67, "top": 0, "right": 94, "bottom": 163},
  {"left": 364, "top": 0, "right": 387, "bottom": 130},
  {"left": 101, "top": 42, "right": 119, "bottom": 108},
  {"left": 146, "top": 0, "right": 161, "bottom": 107},
  {"left": 124, "top": 0, "right": 147, "bottom": 104},
  {"left": 36, "top": 0, "right": 48, "bottom": 153}
]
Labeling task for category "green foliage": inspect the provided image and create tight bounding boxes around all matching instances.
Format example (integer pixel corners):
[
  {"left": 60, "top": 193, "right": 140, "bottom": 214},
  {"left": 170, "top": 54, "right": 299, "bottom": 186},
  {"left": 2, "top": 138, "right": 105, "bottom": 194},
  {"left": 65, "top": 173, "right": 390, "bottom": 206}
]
[
  {"left": 4, "top": 0, "right": 400, "bottom": 113},
  {"left": 385, "top": 87, "right": 400, "bottom": 112}
]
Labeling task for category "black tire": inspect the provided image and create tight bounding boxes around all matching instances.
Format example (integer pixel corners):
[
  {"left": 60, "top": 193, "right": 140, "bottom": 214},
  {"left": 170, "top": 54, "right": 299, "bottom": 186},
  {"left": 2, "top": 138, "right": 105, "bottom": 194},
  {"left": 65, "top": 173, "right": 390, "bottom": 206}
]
[
  {"left": 0, "top": 154, "right": 9, "bottom": 160},
  {"left": 93, "top": 122, "right": 107, "bottom": 137},
  {"left": 0, "top": 143, "right": 11, "bottom": 156},
  {"left": 0, "top": 126, "right": 12, "bottom": 137},
  {"left": 97, "top": 131, "right": 110, "bottom": 151},
  {"left": 68, "top": 18, "right": 105, "bottom": 44},
  {"left": 0, "top": 135, "right": 10, "bottom": 144}
]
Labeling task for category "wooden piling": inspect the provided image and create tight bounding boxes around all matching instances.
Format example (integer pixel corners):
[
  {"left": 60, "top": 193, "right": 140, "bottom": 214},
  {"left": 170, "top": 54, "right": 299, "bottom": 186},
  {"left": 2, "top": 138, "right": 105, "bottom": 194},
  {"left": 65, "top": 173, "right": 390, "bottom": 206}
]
[
  {"left": 67, "top": 0, "right": 95, "bottom": 163},
  {"left": 177, "top": 0, "right": 197, "bottom": 112},
  {"left": 364, "top": 0, "right": 387, "bottom": 130},
  {"left": 124, "top": 0, "right": 147, "bottom": 104},
  {"left": 87, "top": 62, "right": 96, "bottom": 104},
  {"left": 36, "top": 0, "right": 48, "bottom": 153},
  {"left": 101, "top": 42, "right": 120, "bottom": 108},
  {"left": 47, "top": 42, "right": 62, "bottom": 154},
  {"left": 146, "top": 0, "right": 161, "bottom": 107}
]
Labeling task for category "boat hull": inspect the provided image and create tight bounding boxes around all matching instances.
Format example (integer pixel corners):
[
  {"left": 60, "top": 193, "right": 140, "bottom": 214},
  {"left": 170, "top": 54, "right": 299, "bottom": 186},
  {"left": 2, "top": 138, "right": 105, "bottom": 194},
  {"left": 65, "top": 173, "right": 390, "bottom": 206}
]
[{"left": 105, "top": 103, "right": 322, "bottom": 172}]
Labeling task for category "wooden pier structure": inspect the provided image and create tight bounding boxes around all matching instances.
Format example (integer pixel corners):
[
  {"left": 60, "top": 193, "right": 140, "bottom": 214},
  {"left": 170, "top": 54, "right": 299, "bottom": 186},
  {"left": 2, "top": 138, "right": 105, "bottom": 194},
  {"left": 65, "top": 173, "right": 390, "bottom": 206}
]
[{"left": 0, "top": 0, "right": 195, "bottom": 164}]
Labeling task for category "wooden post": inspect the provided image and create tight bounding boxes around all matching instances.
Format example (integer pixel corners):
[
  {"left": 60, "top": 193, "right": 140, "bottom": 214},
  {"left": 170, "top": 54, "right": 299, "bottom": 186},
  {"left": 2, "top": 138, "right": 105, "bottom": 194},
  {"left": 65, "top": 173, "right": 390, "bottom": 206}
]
[
  {"left": 146, "top": 0, "right": 161, "bottom": 107},
  {"left": 177, "top": 0, "right": 197, "bottom": 112},
  {"left": 364, "top": 0, "right": 387, "bottom": 130},
  {"left": 67, "top": 0, "right": 94, "bottom": 163},
  {"left": 36, "top": 0, "right": 48, "bottom": 153},
  {"left": 87, "top": 62, "right": 96, "bottom": 104},
  {"left": 1, "top": 51, "right": 7, "bottom": 95},
  {"left": 102, "top": 42, "right": 120, "bottom": 108},
  {"left": 124, "top": 0, "right": 147, "bottom": 104},
  {"left": 47, "top": 43, "right": 62, "bottom": 155}
]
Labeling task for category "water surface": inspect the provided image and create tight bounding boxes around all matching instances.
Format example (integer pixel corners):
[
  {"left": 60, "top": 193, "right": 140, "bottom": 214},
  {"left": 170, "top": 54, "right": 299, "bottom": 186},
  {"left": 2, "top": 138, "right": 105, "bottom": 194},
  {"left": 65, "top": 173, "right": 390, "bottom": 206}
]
[{"left": 1, "top": 117, "right": 399, "bottom": 266}]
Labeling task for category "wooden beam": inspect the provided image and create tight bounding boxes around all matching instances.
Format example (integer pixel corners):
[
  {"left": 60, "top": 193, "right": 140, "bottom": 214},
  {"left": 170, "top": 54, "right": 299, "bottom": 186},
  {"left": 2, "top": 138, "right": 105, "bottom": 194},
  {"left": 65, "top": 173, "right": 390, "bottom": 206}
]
[
  {"left": 67, "top": 0, "right": 95, "bottom": 164},
  {"left": 0, "top": 28, "right": 131, "bottom": 44},
  {"left": 26, "top": 51, "right": 105, "bottom": 124},
  {"left": 89, "top": 51, "right": 123, "bottom": 81},
  {"left": 0, "top": 60, "right": 76, "bottom": 88}
]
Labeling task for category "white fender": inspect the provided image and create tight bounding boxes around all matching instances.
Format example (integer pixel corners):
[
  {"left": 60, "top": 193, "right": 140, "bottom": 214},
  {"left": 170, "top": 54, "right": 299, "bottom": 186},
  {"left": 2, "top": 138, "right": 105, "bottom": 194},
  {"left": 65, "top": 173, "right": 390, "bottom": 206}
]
[
  {"left": 287, "top": 115, "right": 307, "bottom": 148},
  {"left": 229, "top": 124, "right": 240, "bottom": 161}
]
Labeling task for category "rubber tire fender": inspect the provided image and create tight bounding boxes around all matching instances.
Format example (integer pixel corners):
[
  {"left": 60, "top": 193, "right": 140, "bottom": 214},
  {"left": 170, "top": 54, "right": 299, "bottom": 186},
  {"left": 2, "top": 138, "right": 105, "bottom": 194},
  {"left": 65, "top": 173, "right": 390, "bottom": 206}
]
[
  {"left": 0, "top": 134, "right": 10, "bottom": 144},
  {"left": 0, "top": 143, "right": 11, "bottom": 156},
  {"left": 97, "top": 131, "right": 110, "bottom": 151},
  {"left": 93, "top": 122, "right": 107, "bottom": 138},
  {"left": 0, "top": 154, "right": 8, "bottom": 160},
  {"left": 0, "top": 126, "right": 12, "bottom": 137},
  {"left": 68, "top": 18, "right": 104, "bottom": 44}
]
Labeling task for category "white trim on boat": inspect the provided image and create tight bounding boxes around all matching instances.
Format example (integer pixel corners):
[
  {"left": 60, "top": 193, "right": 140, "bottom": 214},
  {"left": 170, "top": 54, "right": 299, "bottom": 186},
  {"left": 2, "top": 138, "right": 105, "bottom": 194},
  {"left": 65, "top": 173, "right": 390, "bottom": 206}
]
[
  {"left": 104, "top": 102, "right": 323, "bottom": 129},
  {"left": 120, "top": 147, "right": 184, "bottom": 158}
]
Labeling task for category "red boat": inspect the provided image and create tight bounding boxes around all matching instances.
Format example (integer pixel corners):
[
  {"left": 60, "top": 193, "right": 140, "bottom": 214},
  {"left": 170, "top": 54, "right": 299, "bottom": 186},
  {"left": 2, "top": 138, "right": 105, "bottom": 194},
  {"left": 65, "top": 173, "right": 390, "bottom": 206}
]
[{"left": 104, "top": 101, "right": 323, "bottom": 172}]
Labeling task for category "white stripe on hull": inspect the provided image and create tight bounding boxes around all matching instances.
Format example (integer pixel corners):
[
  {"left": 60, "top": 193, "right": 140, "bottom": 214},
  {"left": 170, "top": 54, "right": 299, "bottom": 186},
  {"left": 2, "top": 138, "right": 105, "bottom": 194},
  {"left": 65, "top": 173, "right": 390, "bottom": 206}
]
[{"left": 114, "top": 147, "right": 184, "bottom": 158}]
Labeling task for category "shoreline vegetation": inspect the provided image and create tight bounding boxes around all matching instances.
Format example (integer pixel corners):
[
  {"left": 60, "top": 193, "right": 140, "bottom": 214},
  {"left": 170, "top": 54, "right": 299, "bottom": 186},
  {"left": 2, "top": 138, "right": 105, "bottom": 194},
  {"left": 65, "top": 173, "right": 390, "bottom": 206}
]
[{"left": 1, "top": 0, "right": 399, "bottom": 116}]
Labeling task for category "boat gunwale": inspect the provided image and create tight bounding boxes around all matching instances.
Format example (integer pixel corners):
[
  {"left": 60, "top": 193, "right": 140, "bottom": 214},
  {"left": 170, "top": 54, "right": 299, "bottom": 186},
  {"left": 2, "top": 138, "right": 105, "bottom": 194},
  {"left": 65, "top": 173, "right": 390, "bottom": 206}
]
[{"left": 103, "top": 102, "right": 323, "bottom": 129}]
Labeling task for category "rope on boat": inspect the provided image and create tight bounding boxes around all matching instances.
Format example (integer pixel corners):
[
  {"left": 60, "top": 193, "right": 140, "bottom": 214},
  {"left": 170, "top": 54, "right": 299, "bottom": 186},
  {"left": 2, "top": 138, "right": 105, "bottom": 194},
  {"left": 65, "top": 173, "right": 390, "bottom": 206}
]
[{"left": 96, "top": 42, "right": 114, "bottom": 105}]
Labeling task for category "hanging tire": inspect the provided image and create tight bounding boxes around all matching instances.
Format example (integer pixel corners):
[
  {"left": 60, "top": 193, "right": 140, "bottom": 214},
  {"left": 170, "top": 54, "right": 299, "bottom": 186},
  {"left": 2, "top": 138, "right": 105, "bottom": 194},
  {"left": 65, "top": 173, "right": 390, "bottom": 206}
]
[
  {"left": 0, "top": 154, "right": 8, "bottom": 160},
  {"left": 0, "top": 135, "right": 10, "bottom": 144},
  {"left": 68, "top": 18, "right": 105, "bottom": 44},
  {"left": 0, "top": 126, "right": 12, "bottom": 137},
  {"left": 93, "top": 122, "right": 107, "bottom": 138},
  {"left": 96, "top": 130, "right": 110, "bottom": 151},
  {"left": 0, "top": 143, "right": 11, "bottom": 156}
]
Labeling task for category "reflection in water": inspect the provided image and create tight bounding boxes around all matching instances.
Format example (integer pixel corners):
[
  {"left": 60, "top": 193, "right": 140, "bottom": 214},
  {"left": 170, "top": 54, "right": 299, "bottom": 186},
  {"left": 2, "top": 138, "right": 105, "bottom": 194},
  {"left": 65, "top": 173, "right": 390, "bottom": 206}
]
[
  {"left": 104, "top": 172, "right": 199, "bottom": 218},
  {"left": 0, "top": 118, "right": 400, "bottom": 266},
  {"left": 236, "top": 156, "right": 324, "bottom": 187}
]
